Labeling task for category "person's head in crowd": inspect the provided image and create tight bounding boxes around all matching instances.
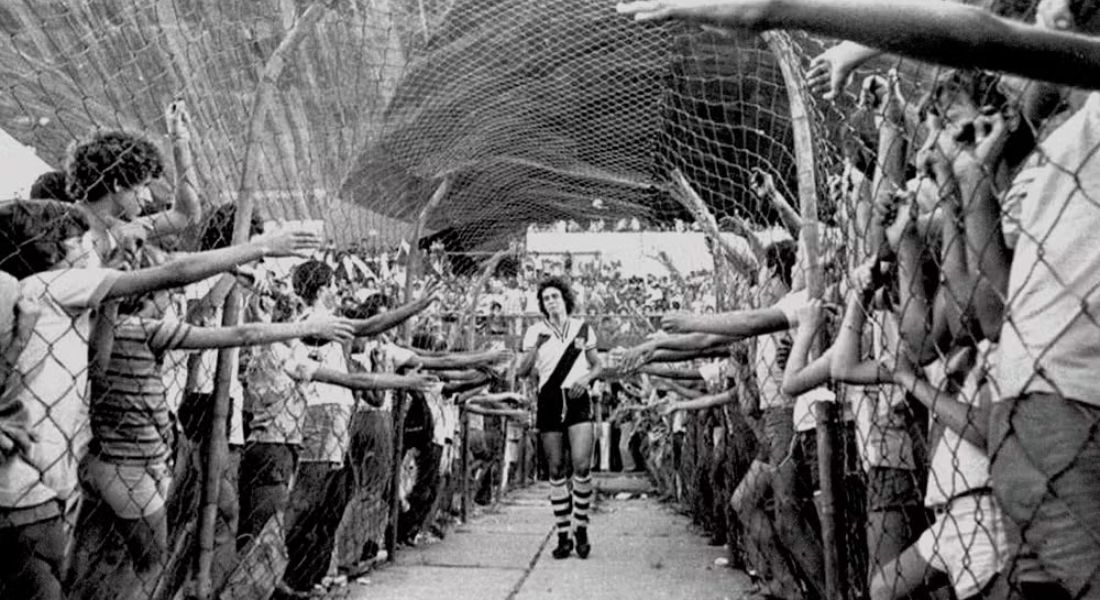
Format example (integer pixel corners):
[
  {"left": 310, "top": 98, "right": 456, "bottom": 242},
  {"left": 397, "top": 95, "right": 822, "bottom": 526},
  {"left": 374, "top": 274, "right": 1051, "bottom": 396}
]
[
  {"left": 29, "top": 170, "right": 72, "bottom": 202},
  {"left": 65, "top": 130, "right": 164, "bottom": 219},
  {"left": 0, "top": 199, "right": 92, "bottom": 279},
  {"left": 293, "top": 259, "right": 336, "bottom": 309},
  {"left": 757, "top": 238, "right": 797, "bottom": 304},
  {"left": 342, "top": 293, "right": 389, "bottom": 321},
  {"left": 490, "top": 301, "right": 503, "bottom": 317},
  {"left": 248, "top": 289, "right": 299, "bottom": 324},
  {"left": 536, "top": 276, "right": 576, "bottom": 321},
  {"left": 199, "top": 203, "right": 264, "bottom": 251}
]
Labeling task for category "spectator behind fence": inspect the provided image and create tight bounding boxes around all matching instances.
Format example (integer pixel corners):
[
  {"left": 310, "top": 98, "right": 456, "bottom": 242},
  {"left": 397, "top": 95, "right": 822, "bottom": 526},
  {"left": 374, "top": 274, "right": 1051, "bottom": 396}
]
[
  {"left": 617, "top": 0, "right": 1100, "bottom": 597},
  {"left": 0, "top": 199, "right": 320, "bottom": 600},
  {"left": 69, "top": 274, "right": 355, "bottom": 600}
]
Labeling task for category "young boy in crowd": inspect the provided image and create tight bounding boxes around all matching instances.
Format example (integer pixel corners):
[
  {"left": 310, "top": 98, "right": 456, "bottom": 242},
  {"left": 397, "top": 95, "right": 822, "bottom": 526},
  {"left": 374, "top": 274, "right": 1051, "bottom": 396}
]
[{"left": 0, "top": 199, "right": 319, "bottom": 600}]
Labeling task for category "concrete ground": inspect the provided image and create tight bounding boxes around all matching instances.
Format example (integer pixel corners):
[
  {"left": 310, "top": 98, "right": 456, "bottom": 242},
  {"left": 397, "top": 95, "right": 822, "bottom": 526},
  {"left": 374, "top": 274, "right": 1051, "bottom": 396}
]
[{"left": 343, "top": 478, "right": 754, "bottom": 600}]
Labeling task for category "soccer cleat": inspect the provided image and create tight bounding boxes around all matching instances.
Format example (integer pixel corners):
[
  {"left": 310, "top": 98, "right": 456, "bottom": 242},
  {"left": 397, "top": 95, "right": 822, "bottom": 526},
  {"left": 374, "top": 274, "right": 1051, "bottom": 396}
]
[
  {"left": 574, "top": 526, "right": 591, "bottom": 559},
  {"left": 551, "top": 532, "right": 573, "bottom": 559}
]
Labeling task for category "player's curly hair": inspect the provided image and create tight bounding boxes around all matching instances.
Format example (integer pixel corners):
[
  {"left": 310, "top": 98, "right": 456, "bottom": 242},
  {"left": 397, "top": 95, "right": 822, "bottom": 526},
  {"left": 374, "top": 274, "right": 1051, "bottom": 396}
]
[
  {"left": 536, "top": 276, "right": 576, "bottom": 317},
  {"left": 66, "top": 130, "right": 165, "bottom": 203},
  {"left": 0, "top": 199, "right": 90, "bottom": 279}
]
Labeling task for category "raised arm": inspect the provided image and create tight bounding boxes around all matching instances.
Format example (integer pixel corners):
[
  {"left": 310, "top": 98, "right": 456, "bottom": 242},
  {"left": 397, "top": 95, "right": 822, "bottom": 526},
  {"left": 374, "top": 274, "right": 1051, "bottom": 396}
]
[
  {"left": 134, "top": 102, "right": 203, "bottom": 240},
  {"left": 751, "top": 168, "right": 802, "bottom": 236},
  {"left": 617, "top": 0, "right": 1100, "bottom": 90}
]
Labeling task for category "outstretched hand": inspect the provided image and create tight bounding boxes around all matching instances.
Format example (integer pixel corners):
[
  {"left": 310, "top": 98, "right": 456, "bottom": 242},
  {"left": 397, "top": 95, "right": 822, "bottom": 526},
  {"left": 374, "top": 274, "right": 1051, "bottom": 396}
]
[
  {"left": 308, "top": 316, "right": 357, "bottom": 343},
  {"left": 660, "top": 313, "right": 699, "bottom": 334},
  {"left": 807, "top": 45, "right": 858, "bottom": 101},
  {"left": 253, "top": 227, "right": 323, "bottom": 257},
  {"left": 619, "top": 343, "right": 655, "bottom": 372},
  {"left": 615, "top": 0, "right": 774, "bottom": 28}
]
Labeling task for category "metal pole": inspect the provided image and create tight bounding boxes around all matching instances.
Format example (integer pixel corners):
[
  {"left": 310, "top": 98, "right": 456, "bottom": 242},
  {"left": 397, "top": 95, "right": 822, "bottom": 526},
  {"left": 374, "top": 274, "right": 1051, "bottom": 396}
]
[
  {"left": 814, "top": 401, "right": 845, "bottom": 600},
  {"left": 387, "top": 392, "right": 408, "bottom": 561},
  {"left": 460, "top": 408, "right": 470, "bottom": 522}
]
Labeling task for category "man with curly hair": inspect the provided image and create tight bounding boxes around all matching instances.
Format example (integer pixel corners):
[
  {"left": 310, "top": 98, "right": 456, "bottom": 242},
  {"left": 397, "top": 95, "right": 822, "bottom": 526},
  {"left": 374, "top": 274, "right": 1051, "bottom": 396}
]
[{"left": 65, "top": 102, "right": 202, "bottom": 266}]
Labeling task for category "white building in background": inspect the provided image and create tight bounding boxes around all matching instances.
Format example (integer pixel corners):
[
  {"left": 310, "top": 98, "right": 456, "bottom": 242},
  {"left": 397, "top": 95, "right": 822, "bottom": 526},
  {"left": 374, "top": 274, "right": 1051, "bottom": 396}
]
[{"left": 0, "top": 128, "right": 52, "bottom": 198}]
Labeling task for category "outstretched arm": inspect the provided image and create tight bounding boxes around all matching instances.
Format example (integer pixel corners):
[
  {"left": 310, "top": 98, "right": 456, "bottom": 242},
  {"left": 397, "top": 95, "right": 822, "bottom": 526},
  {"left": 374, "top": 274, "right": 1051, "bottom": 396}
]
[
  {"left": 173, "top": 316, "right": 355, "bottom": 350},
  {"left": 311, "top": 369, "right": 439, "bottom": 393},
  {"left": 107, "top": 229, "right": 319, "bottom": 300},
  {"left": 617, "top": 0, "right": 1100, "bottom": 90},
  {"left": 349, "top": 290, "right": 437, "bottom": 337},
  {"left": 661, "top": 306, "right": 790, "bottom": 338},
  {"left": 886, "top": 352, "right": 988, "bottom": 448},
  {"left": 662, "top": 389, "right": 737, "bottom": 415},
  {"left": 653, "top": 377, "right": 707, "bottom": 399}
]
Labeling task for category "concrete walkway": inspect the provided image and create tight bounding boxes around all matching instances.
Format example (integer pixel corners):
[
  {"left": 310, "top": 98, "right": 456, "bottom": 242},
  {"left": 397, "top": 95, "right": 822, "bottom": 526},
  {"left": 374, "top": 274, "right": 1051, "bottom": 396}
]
[{"left": 345, "top": 481, "right": 753, "bottom": 600}]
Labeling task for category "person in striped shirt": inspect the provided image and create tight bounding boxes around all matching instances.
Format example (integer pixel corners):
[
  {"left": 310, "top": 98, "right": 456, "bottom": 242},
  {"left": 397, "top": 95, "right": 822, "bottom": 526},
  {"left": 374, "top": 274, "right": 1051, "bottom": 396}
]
[{"left": 67, "top": 286, "right": 356, "bottom": 600}]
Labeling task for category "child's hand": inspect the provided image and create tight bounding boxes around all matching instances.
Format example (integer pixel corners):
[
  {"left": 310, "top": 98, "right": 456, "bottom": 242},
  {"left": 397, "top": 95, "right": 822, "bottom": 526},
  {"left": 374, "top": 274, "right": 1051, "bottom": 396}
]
[
  {"left": 308, "top": 316, "right": 357, "bottom": 343},
  {"left": 254, "top": 227, "right": 322, "bottom": 257},
  {"left": 166, "top": 100, "right": 192, "bottom": 141}
]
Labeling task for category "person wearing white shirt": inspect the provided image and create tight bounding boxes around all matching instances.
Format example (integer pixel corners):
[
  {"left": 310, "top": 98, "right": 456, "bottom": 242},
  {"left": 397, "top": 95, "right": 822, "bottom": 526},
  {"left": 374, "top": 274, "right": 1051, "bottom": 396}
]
[{"left": 517, "top": 277, "right": 604, "bottom": 560}]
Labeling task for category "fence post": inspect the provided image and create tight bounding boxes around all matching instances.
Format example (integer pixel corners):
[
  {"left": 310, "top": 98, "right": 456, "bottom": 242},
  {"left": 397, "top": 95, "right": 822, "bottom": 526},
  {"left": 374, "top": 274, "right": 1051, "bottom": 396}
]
[
  {"left": 814, "top": 401, "right": 845, "bottom": 600},
  {"left": 194, "top": 289, "right": 240, "bottom": 600},
  {"left": 387, "top": 391, "right": 408, "bottom": 561},
  {"left": 460, "top": 407, "right": 470, "bottom": 523}
]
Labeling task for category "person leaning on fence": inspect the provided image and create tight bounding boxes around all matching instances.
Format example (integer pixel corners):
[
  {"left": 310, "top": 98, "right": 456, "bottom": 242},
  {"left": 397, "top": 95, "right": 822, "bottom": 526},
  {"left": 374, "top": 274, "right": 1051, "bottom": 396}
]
[
  {"left": 0, "top": 199, "right": 320, "bottom": 600},
  {"left": 517, "top": 276, "right": 604, "bottom": 560},
  {"left": 617, "top": 0, "right": 1100, "bottom": 597},
  {"left": 67, "top": 258, "right": 357, "bottom": 600}
]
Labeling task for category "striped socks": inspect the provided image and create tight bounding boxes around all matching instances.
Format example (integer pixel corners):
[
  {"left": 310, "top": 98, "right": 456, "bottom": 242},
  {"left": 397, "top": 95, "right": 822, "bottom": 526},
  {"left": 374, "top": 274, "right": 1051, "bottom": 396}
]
[
  {"left": 572, "top": 474, "right": 593, "bottom": 529},
  {"left": 550, "top": 477, "right": 572, "bottom": 534}
]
